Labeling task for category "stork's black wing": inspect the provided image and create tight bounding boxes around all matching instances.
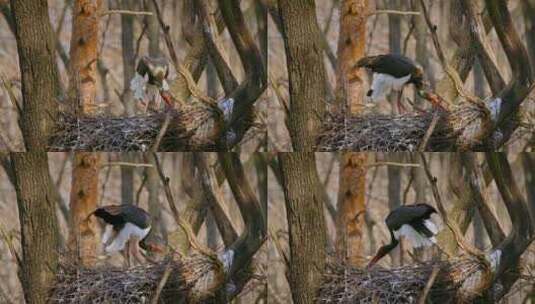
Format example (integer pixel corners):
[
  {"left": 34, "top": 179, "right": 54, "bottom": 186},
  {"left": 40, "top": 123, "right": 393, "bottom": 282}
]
[
  {"left": 385, "top": 204, "right": 436, "bottom": 231},
  {"left": 356, "top": 54, "right": 418, "bottom": 78},
  {"left": 93, "top": 205, "right": 151, "bottom": 229}
]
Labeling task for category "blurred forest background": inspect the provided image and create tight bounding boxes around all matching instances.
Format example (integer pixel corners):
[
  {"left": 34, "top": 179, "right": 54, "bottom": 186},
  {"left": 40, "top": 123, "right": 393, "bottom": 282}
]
[
  {"left": 267, "top": 0, "right": 535, "bottom": 151},
  {"left": 268, "top": 152, "right": 535, "bottom": 303},
  {"left": 0, "top": 152, "right": 267, "bottom": 303},
  {"left": 0, "top": 0, "right": 267, "bottom": 151}
]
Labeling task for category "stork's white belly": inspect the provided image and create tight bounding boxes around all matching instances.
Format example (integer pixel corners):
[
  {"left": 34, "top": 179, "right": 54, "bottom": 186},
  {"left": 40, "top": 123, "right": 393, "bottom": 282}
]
[
  {"left": 104, "top": 223, "right": 151, "bottom": 254},
  {"left": 370, "top": 73, "right": 411, "bottom": 102},
  {"left": 393, "top": 224, "right": 434, "bottom": 249}
]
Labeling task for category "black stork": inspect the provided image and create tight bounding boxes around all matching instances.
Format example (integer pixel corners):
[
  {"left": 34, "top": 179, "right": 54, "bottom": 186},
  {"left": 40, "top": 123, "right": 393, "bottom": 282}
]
[
  {"left": 355, "top": 54, "right": 425, "bottom": 112},
  {"left": 130, "top": 55, "right": 173, "bottom": 112},
  {"left": 89, "top": 204, "right": 164, "bottom": 264},
  {"left": 367, "top": 203, "right": 440, "bottom": 268}
]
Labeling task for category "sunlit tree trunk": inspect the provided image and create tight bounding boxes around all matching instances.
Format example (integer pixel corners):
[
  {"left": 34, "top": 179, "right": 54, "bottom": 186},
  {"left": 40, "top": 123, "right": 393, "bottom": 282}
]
[
  {"left": 69, "top": 153, "right": 100, "bottom": 265},
  {"left": 68, "top": 0, "right": 102, "bottom": 266},
  {"left": 335, "top": 0, "right": 368, "bottom": 113},
  {"left": 335, "top": 153, "right": 367, "bottom": 266}
]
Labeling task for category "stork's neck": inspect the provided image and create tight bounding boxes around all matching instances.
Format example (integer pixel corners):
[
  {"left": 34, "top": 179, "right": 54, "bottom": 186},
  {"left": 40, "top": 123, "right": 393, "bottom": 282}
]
[{"left": 367, "top": 232, "right": 399, "bottom": 268}]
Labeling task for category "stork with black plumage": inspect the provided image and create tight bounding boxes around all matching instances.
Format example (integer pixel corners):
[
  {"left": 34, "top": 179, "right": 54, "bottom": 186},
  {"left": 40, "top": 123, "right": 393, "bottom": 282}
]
[
  {"left": 89, "top": 204, "right": 164, "bottom": 265},
  {"left": 367, "top": 203, "right": 441, "bottom": 268},
  {"left": 356, "top": 54, "right": 425, "bottom": 111}
]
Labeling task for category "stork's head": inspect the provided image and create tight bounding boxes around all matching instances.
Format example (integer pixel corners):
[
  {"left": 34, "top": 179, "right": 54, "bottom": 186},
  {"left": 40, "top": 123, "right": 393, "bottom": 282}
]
[
  {"left": 411, "top": 66, "right": 426, "bottom": 90},
  {"left": 140, "top": 233, "right": 166, "bottom": 255}
]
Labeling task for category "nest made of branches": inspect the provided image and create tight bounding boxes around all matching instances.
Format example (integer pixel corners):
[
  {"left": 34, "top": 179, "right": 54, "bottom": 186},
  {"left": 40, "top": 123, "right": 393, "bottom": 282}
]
[
  {"left": 49, "top": 106, "right": 218, "bottom": 151},
  {"left": 50, "top": 251, "right": 224, "bottom": 304},
  {"left": 317, "top": 258, "right": 491, "bottom": 304},
  {"left": 316, "top": 102, "right": 498, "bottom": 151}
]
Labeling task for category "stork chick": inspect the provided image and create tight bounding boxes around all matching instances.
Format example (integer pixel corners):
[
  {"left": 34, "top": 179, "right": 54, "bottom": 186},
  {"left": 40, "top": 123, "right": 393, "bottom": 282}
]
[{"left": 367, "top": 203, "right": 440, "bottom": 268}]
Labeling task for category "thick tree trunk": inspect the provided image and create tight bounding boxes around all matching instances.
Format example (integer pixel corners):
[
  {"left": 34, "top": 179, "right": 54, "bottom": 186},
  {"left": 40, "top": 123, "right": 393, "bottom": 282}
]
[
  {"left": 279, "top": 153, "right": 327, "bottom": 304},
  {"left": 10, "top": 0, "right": 61, "bottom": 150},
  {"left": 278, "top": 0, "right": 327, "bottom": 151},
  {"left": 335, "top": 153, "right": 367, "bottom": 266},
  {"left": 68, "top": 153, "right": 100, "bottom": 265},
  {"left": 11, "top": 152, "right": 60, "bottom": 304},
  {"left": 335, "top": 0, "right": 368, "bottom": 113}
]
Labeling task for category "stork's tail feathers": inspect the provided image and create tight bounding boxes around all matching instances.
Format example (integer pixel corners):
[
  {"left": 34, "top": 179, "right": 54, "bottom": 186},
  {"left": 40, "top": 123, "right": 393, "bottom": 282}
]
[{"left": 355, "top": 55, "right": 379, "bottom": 68}]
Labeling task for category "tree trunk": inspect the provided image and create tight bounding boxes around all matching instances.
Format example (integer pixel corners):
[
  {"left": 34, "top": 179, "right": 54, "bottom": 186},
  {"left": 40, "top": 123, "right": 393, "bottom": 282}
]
[
  {"left": 278, "top": 0, "right": 327, "bottom": 151},
  {"left": 335, "top": 0, "right": 368, "bottom": 113},
  {"left": 68, "top": 153, "right": 100, "bottom": 265},
  {"left": 120, "top": 154, "right": 135, "bottom": 205},
  {"left": 11, "top": 152, "right": 60, "bottom": 304},
  {"left": 386, "top": 154, "right": 402, "bottom": 266},
  {"left": 69, "top": 0, "right": 102, "bottom": 115},
  {"left": 10, "top": 0, "right": 61, "bottom": 150},
  {"left": 146, "top": 0, "right": 161, "bottom": 57},
  {"left": 279, "top": 153, "right": 327, "bottom": 304},
  {"left": 146, "top": 154, "right": 164, "bottom": 239},
  {"left": 335, "top": 153, "right": 367, "bottom": 266},
  {"left": 121, "top": 0, "right": 136, "bottom": 116}
]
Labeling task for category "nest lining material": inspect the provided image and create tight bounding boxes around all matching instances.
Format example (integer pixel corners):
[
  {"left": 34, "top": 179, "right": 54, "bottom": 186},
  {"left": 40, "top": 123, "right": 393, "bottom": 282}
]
[
  {"left": 49, "top": 107, "right": 217, "bottom": 151},
  {"left": 317, "top": 258, "right": 488, "bottom": 304},
  {"left": 316, "top": 103, "right": 498, "bottom": 151},
  {"left": 50, "top": 252, "right": 224, "bottom": 304}
]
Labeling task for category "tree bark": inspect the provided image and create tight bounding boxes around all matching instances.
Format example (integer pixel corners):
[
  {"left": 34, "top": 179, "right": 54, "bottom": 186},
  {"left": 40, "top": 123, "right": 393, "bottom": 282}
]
[
  {"left": 11, "top": 152, "right": 60, "bottom": 304},
  {"left": 68, "top": 153, "right": 100, "bottom": 265},
  {"left": 69, "top": 0, "right": 102, "bottom": 115},
  {"left": 10, "top": 0, "right": 61, "bottom": 150},
  {"left": 278, "top": 0, "right": 327, "bottom": 151},
  {"left": 121, "top": 0, "right": 136, "bottom": 116},
  {"left": 335, "top": 153, "right": 367, "bottom": 266},
  {"left": 335, "top": 0, "right": 368, "bottom": 113},
  {"left": 279, "top": 153, "right": 327, "bottom": 303}
]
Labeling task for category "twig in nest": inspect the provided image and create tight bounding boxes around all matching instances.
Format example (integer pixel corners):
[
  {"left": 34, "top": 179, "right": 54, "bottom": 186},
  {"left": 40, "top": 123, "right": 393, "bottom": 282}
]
[
  {"left": 419, "top": 111, "right": 441, "bottom": 151},
  {"left": 151, "top": 112, "right": 171, "bottom": 152},
  {"left": 366, "top": 162, "right": 420, "bottom": 168},
  {"left": 150, "top": 262, "right": 173, "bottom": 304},
  {"left": 368, "top": 9, "right": 420, "bottom": 16},
  {"left": 418, "top": 266, "right": 440, "bottom": 304}
]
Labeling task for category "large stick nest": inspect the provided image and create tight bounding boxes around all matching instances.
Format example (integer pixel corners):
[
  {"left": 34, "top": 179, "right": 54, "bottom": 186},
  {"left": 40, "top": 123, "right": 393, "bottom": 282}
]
[
  {"left": 316, "top": 103, "right": 499, "bottom": 151},
  {"left": 49, "top": 106, "right": 219, "bottom": 151},
  {"left": 317, "top": 258, "right": 491, "bottom": 304},
  {"left": 50, "top": 252, "right": 225, "bottom": 304}
]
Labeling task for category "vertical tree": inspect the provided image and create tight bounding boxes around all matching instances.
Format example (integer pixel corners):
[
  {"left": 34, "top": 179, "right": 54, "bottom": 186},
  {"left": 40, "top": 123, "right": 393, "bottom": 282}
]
[
  {"left": 279, "top": 153, "right": 327, "bottom": 303},
  {"left": 68, "top": 0, "right": 102, "bottom": 265},
  {"left": 10, "top": 0, "right": 61, "bottom": 150},
  {"left": 11, "top": 153, "right": 60, "bottom": 304},
  {"left": 333, "top": 0, "right": 368, "bottom": 267},
  {"left": 278, "top": 0, "right": 327, "bottom": 151}
]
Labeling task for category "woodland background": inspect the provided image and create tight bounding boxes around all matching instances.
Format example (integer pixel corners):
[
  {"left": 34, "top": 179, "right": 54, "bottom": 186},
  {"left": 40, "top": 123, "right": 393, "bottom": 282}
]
[
  {"left": 268, "top": 0, "right": 535, "bottom": 151},
  {"left": 0, "top": 152, "right": 267, "bottom": 303},
  {"left": 269, "top": 152, "right": 535, "bottom": 303}
]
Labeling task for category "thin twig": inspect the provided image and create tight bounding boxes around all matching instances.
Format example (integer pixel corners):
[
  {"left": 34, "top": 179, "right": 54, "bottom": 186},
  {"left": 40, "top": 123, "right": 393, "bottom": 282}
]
[
  {"left": 150, "top": 262, "right": 173, "bottom": 304},
  {"left": 418, "top": 266, "right": 440, "bottom": 304},
  {"left": 366, "top": 162, "right": 420, "bottom": 168},
  {"left": 418, "top": 111, "right": 440, "bottom": 151},
  {"left": 150, "top": 112, "right": 171, "bottom": 152},
  {"left": 101, "top": 162, "right": 153, "bottom": 168},
  {"left": 368, "top": 9, "right": 420, "bottom": 16},
  {"left": 101, "top": 10, "right": 153, "bottom": 16}
]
